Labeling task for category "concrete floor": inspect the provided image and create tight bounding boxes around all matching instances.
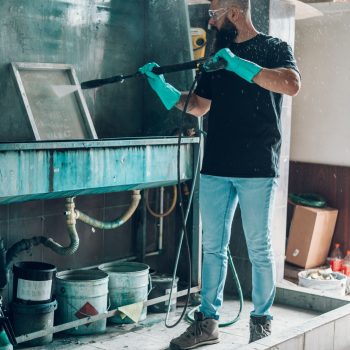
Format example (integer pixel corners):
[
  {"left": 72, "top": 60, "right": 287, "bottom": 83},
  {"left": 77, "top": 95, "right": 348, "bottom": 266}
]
[{"left": 20, "top": 297, "right": 320, "bottom": 350}]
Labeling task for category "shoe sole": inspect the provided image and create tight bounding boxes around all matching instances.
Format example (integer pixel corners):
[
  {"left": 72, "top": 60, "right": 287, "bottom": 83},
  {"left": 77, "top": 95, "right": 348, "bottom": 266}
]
[{"left": 170, "top": 338, "right": 220, "bottom": 350}]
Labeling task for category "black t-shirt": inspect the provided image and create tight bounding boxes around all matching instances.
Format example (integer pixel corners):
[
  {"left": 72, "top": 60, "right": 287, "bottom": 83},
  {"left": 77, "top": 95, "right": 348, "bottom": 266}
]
[{"left": 195, "top": 33, "right": 299, "bottom": 178}]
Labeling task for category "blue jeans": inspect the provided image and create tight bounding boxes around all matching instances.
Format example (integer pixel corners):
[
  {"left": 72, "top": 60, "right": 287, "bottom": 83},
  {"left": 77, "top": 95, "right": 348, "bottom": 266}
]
[{"left": 198, "top": 174, "right": 277, "bottom": 320}]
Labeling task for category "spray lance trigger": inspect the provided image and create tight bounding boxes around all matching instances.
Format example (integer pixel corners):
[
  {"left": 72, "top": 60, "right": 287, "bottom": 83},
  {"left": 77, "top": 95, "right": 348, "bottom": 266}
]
[{"left": 200, "top": 57, "right": 227, "bottom": 73}]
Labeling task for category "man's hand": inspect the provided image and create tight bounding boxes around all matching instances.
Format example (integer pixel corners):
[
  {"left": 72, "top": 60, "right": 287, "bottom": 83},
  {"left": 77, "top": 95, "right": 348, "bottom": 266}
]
[
  {"left": 139, "top": 62, "right": 181, "bottom": 110},
  {"left": 213, "top": 48, "right": 262, "bottom": 83}
]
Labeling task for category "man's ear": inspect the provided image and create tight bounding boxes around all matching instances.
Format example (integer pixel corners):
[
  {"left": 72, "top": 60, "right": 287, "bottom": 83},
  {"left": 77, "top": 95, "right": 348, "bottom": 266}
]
[{"left": 227, "top": 7, "right": 241, "bottom": 23}]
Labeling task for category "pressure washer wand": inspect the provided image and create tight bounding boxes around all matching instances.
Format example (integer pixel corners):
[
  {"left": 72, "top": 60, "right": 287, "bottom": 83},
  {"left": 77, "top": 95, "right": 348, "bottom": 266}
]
[
  {"left": 80, "top": 73, "right": 138, "bottom": 89},
  {"left": 80, "top": 57, "right": 226, "bottom": 90}
]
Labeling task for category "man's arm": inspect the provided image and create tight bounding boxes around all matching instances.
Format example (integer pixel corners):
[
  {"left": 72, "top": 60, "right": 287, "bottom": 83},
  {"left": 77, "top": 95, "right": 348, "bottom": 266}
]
[
  {"left": 253, "top": 68, "right": 301, "bottom": 97},
  {"left": 214, "top": 48, "right": 301, "bottom": 97},
  {"left": 175, "top": 92, "right": 211, "bottom": 117}
]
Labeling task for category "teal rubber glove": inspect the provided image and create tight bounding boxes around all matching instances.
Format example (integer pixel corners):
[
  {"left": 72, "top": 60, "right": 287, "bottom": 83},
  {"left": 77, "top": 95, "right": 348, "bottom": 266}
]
[
  {"left": 139, "top": 62, "right": 181, "bottom": 110},
  {"left": 213, "top": 48, "right": 262, "bottom": 83}
]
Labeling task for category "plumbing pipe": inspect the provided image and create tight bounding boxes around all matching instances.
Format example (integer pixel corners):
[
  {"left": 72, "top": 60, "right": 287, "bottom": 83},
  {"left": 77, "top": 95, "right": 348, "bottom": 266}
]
[
  {"left": 136, "top": 196, "right": 147, "bottom": 262},
  {"left": 144, "top": 186, "right": 177, "bottom": 218},
  {"left": 144, "top": 185, "right": 180, "bottom": 253},
  {"left": 159, "top": 187, "right": 164, "bottom": 250},
  {"left": 0, "top": 190, "right": 141, "bottom": 287},
  {"left": 6, "top": 236, "right": 47, "bottom": 267},
  {"left": 1, "top": 201, "right": 79, "bottom": 289},
  {"left": 74, "top": 190, "right": 141, "bottom": 229},
  {"left": 43, "top": 197, "right": 79, "bottom": 255}
]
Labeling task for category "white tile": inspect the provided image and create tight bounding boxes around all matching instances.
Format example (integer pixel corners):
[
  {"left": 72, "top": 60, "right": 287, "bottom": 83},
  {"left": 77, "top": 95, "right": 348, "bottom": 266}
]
[
  {"left": 304, "top": 322, "right": 334, "bottom": 350},
  {"left": 334, "top": 314, "right": 350, "bottom": 350},
  {"left": 261, "top": 335, "right": 304, "bottom": 350}
]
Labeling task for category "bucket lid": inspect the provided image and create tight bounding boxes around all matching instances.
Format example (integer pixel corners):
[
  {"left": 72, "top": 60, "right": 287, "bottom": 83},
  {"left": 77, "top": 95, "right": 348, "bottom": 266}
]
[
  {"left": 56, "top": 269, "right": 109, "bottom": 282},
  {"left": 13, "top": 261, "right": 56, "bottom": 273},
  {"left": 11, "top": 299, "right": 58, "bottom": 314},
  {"left": 99, "top": 262, "right": 150, "bottom": 274}
]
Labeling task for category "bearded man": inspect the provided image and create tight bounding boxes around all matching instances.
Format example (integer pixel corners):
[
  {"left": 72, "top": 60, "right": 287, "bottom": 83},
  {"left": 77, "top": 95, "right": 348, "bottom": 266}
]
[{"left": 139, "top": 0, "right": 301, "bottom": 348}]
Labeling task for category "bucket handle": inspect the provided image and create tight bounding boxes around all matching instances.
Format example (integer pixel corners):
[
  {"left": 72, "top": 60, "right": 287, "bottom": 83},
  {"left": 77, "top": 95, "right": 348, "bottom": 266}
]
[{"left": 148, "top": 274, "right": 153, "bottom": 296}]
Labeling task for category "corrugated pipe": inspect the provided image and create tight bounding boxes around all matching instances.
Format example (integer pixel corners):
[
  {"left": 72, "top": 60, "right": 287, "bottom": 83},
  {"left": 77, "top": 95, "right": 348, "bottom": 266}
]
[
  {"left": 1, "top": 190, "right": 141, "bottom": 282},
  {"left": 74, "top": 190, "right": 141, "bottom": 229},
  {"left": 3, "top": 198, "right": 79, "bottom": 266},
  {"left": 43, "top": 197, "right": 79, "bottom": 255},
  {"left": 6, "top": 236, "right": 48, "bottom": 267}
]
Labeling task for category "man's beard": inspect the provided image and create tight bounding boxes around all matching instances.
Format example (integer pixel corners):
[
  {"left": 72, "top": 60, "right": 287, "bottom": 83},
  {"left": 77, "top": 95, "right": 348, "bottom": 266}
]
[{"left": 210, "top": 18, "right": 239, "bottom": 53}]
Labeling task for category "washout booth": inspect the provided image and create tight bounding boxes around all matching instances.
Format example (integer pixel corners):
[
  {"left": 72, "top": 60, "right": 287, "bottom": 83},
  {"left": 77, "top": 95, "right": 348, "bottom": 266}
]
[
  {"left": 0, "top": 0, "right": 201, "bottom": 343},
  {"left": 0, "top": 0, "right": 330, "bottom": 348}
]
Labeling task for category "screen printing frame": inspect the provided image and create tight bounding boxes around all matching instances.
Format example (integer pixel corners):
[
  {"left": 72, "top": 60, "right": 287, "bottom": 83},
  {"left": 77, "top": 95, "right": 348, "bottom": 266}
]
[{"left": 10, "top": 62, "right": 98, "bottom": 140}]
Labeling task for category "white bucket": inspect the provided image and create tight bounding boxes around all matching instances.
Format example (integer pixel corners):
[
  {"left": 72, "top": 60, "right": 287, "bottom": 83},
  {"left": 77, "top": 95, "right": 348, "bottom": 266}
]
[
  {"left": 298, "top": 269, "right": 347, "bottom": 296},
  {"left": 99, "top": 262, "right": 150, "bottom": 324},
  {"left": 55, "top": 269, "right": 109, "bottom": 335}
]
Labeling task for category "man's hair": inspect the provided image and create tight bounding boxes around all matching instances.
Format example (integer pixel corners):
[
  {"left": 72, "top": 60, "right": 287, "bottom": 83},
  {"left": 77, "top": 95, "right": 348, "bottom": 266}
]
[{"left": 218, "top": 0, "right": 250, "bottom": 12}]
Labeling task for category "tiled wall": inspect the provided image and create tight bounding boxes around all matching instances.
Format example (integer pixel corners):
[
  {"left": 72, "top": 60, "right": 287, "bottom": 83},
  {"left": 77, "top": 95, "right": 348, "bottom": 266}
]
[
  {"left": 0, "top": 189, "right": 182, "bottom": 302},
  {"left": 288, "top": 161, "right": 350, "bottom": 253}
]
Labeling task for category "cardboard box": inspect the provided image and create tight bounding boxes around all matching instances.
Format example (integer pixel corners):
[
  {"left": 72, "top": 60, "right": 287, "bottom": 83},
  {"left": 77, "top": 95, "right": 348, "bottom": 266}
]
[{"left": 286, "top": 205, "right": 338, "bottom": 269}]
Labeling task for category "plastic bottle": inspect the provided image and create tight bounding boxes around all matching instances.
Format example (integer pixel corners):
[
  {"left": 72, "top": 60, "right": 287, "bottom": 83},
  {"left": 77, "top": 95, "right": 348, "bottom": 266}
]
[
  {"left": 329, "top": 243, "right": 343, "bottom": 272},
  {"left": 342, "top": 250, "right": 350, "bottom": 276}
]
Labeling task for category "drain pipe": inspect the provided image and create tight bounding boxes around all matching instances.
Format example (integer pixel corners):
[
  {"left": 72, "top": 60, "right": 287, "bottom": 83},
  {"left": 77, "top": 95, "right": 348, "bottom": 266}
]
[
  {"left": 74, "top": 190, "right": 141, "bottom": 229},
  {"left": 4, "top": 198, "right": 79, "bottom": 267},
  {"left": 4, "top": 198, "right": 80, "bottom": 263},
  {"left": 144, "top": 186, "right": 178, "bottom": 255},
  {"left": 159, "top": 186, "right": 164, "bottom": 251},
  {"left": 0, "top": 191, "right": 141, "bottom": 290},
  {"left": 44, "top": 197, "right": 80, "bottom": 255}
]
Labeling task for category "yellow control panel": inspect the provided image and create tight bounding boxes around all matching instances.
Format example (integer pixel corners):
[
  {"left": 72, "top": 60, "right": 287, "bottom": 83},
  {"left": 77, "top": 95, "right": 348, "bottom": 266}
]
[{"left": 191, "top": 27, "right": 207, "bottom": 60}]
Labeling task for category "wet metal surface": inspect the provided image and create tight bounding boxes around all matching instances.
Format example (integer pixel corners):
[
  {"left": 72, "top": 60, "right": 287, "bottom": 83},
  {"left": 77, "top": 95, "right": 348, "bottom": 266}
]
[
  {"left": 0, "top": 138, "right": 198, "bottom": 204},
  {"left": 0, "top": 0, "right": 144, "bottom": 140},
  {"left": 0, "top": 0, "right": 195, "bottom": 141}
]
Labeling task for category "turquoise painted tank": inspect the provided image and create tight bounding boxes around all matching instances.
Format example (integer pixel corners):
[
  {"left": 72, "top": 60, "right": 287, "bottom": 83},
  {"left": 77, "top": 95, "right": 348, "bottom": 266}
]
[{"left": 0, "top": 138, "right": 198, "bottom": 204}]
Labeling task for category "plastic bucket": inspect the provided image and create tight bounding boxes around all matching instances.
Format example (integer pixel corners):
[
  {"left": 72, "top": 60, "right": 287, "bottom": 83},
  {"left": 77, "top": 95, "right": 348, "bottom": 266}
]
[
  {"left": 149, "top": 274, "right": 179, "bottom": 313},
  {"left": 298, "top": 269, "right": 347, "bottom": 296},
  {"left": 13, "top": 261, "right": 56, "bottom": 304},
  {"left": 11, "top": 299, "right": 57, "bottom": 346},
  {"left": 98, "top": 262, "right": 150, "bottom": 324},
  {"left": 55, "top": 269, "right": 109, "bottom": 335}
]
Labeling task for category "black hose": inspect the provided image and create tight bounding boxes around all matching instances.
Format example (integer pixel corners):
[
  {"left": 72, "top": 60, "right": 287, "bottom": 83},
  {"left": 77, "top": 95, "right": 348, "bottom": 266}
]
[
  {"left": 165, "top": 69, "right": 244, "bottom": 328},
  {"left": 165, "top": 71, "right": 202, "bottom": 328},
  {"left": 186, "top": 247, "right": 244, "bottom": 327},
  {"left": 6, "top": 236, "right": 48, "bottom": 267}
]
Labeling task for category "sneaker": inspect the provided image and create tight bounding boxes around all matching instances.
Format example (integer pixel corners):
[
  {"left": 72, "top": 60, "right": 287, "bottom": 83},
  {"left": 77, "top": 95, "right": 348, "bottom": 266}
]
[
  {"left": 249, "top": 315, "right": 271, "bottom": 343},
  {"left": 170, "top": 311, "right": 219, "bottom": 350}
]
